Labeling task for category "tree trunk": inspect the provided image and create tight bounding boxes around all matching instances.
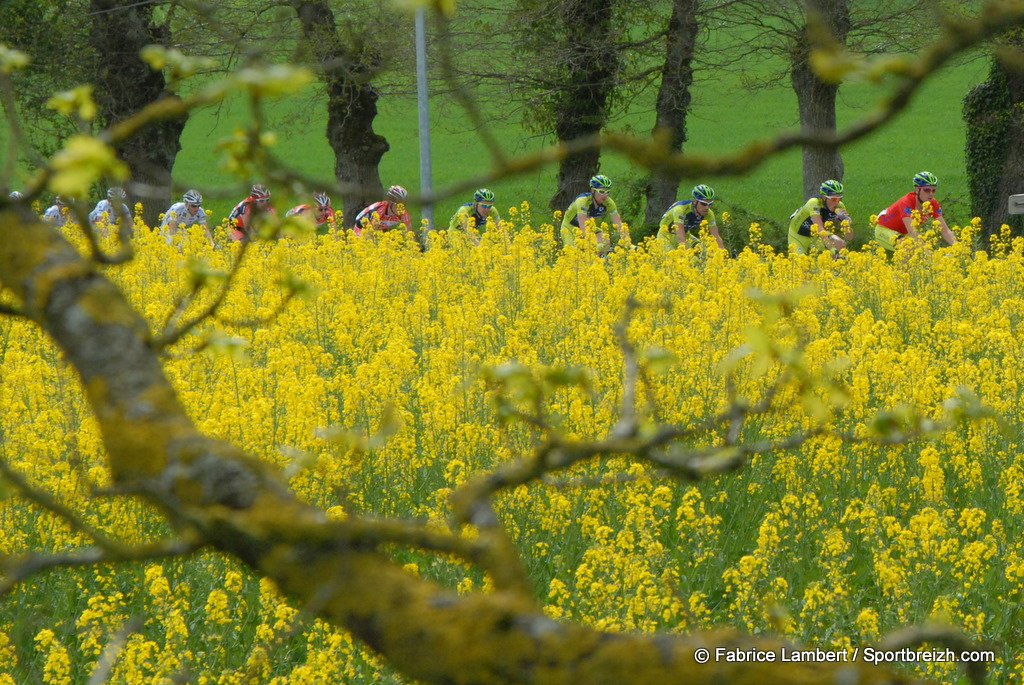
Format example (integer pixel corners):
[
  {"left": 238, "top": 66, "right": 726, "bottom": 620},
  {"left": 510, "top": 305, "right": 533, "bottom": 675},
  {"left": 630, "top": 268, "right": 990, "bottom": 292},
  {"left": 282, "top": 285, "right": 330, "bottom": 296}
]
[
  {"left": 294, "top": 0, "right": 390, "bottom": 223},
  {"left": 992, "top": 66, "right": 1024, "bottom": 235},
  {"left": 644, "top": 0, "right": 699, "bottom": 228},
  {"left": 548, "top": 0, "right": 619, "bottom": 212},
  {"left": 791, "top": 0, "right": 850, "bottom": 200},
  {"left": 89, "top": 0, "right": 186, "bottom": 229}
]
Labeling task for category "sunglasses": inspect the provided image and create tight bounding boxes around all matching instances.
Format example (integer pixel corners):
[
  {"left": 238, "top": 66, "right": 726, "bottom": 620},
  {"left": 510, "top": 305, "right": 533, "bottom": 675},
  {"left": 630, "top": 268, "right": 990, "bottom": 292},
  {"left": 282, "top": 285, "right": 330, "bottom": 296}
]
[
  {"left": 697, "top": 200, "right": 713, "bottom": 206},
  {"left": 594, "top": 188, "right": 610, "bottom": 194},
  {"left": 824, "top": 195, "right": 842, "bottom": 200},
  {"left": 478, "top": 203, "right": 493, "bottom": 209}
]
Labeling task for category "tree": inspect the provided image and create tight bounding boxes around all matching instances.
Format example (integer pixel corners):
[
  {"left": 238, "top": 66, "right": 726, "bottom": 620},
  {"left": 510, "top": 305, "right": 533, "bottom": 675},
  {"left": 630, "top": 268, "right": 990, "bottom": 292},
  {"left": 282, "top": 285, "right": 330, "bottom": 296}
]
[
  {"left": 449, "top": 0, "right": 705, "bottom": 223},
  {"left": 291, "top": 0, "right": 394, "bottom": 219},
  {"left": 0, "top": 0, "right": 97, "bottom": 157},
  {"left": 4, "top": 2, "right": 1024, "bottom": 682},
  {"left": 964, "top": 33, "right": 1024, "bottom": 239},
  {"left": 711, "top": 0, "right": 932, "bottom": 201},
  {"left": 89, "top": 0, "right": 188, "bottom": 227},
  {"left": 643, "top": 0, "right": 700, "bottom": 227},
  {"left": 531, "top": 0, "right": 622, "bottom": 212},
  {"left": 790, "top": 0, "right": 850, "bottom": 199},
  {"left": 0, "top": 0, "right": 187, "bottom": 226}
]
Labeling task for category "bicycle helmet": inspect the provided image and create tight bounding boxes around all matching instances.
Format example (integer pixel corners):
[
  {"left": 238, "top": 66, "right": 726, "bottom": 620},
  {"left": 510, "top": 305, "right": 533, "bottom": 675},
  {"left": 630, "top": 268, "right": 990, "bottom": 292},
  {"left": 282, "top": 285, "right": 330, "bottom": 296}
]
[
  {"left": 474, "top": 188, "right": 495, "bottom": 203},
  {"left": 183, "top": 189, "right": 203, "bottom": 204},
  {"left": 385, "top": 184, "right": 407, "bottom": 200},
  {"left": 692, "top": 184, "right": 716, "bottom": 202},
  {"left": 251, "top": 184, "right": 271, "bottom": 199},
  {"left": 590, "top": 175, "right": 612, "bottom": 190},
  {"left": 913, "top": 171, "right": 938, "bottom": 187},
  {"left": 108, "top": 187, "right": 127, "bottom": 200},
  {"left": 55, "top": 196, "right": 67, "bottom": 206},
  {"left": 9, "top": 191, "right": 23, "bottom": 200},
  {"left": 819, "top": 180, "right": 844, "bottom": 197},
  {"left": 313, "top": 191, "right": 331, "bottom": 208}
]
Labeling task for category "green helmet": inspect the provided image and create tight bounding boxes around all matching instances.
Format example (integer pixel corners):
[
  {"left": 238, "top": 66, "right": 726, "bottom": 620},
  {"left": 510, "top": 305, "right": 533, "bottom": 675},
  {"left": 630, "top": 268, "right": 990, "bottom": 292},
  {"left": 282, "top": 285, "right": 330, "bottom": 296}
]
[
  {"left": 819, "top": 180, "right": 844, "bottom": 197},
  {"left": 692, "top": 184, "right": 715, "bottom": 202},
  {"left": 589, "top": 175, "right": 612, "bottom": 190},
  {"left": 474, "top": 188, "right": 495, "bottom": 202},
  {"left": 913, "top": 171, "right": 938, "bottom": 187}
]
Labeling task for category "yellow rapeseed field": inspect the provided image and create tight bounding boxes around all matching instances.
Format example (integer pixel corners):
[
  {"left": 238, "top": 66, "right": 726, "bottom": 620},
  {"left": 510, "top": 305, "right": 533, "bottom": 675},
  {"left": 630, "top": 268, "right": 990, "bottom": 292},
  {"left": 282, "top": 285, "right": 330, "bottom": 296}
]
[{"left": 1, "top": 209, "right": 1022, "bottom": 683}]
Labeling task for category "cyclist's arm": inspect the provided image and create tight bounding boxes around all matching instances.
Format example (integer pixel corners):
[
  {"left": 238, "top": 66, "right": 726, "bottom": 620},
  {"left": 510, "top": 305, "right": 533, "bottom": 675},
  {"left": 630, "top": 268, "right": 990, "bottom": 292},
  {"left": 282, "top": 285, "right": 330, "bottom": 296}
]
[
  {"left": 576, "top": 209, "right": 590, "bottom": 236},
  {"left": 610, "top": 212, "right": 628, "bottom": 244},
  {"left": 901, "top": 215, "right": 920, "bottom": 239},
  {"left": 937, "top": 216, "right": 956, "bottom": 245},
  {"left": 707, "top": 221, "right": 725, "bottom": 250},
  {"left": 673, "top": 220, "right": 687, "bottom": 246}
]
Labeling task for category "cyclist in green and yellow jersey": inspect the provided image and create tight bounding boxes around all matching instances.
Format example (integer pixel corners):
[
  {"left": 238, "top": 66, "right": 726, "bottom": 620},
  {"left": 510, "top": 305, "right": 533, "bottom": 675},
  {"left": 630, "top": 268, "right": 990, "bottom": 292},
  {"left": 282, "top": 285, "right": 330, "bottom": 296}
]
[
  {"left": 657, "top": 184, "right": 723, "bottom": 250},
  {"left": 788, "top": 180, "right": 852, "bottom": 256},
  {"left": 561, "top": 175, "right": 625, "bottom": 253}
]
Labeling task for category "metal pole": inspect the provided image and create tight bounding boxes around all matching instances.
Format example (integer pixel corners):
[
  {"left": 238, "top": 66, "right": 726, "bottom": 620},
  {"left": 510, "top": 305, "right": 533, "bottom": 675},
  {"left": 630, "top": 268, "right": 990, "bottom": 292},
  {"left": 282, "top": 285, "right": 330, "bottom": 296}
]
[{"left": 415, "top": 7, "right": 433, "bottom": 237}]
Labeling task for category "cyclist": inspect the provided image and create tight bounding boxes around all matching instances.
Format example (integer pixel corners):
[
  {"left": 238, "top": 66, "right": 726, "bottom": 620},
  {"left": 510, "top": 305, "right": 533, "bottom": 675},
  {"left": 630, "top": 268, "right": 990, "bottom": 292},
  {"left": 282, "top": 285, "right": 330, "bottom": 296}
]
[
  {"left": 89, "top": 187, "right": 132, "bottom": 237},
  {"left": 43, "top": 196, "right": 72, "bottom": 227},
  {"left": 788, "top": 180, "right": 852, "bottom": 256},
  {"left": 287, "top": 191, "right": 336, "bottom": 235},
  {"left": 447, "top": 188, "right": 501, "bottom": 244},
  {"left": 353, "top": 185, "right": 414, "bottom": 239},
  {"left": 874, "top": 171, "right": 956, "bottom": 251},
  {"left": 229, "top": 184, "right": 277, "bottom": 243},
  {"left": 561, "top": 175, "right": 625, "bottom": 253},
  {"left": 657, "top": 184, "right": 724, "bottom": 250},
  {"left": 161, "top": 189, "right": 213, "bottom": 246}
]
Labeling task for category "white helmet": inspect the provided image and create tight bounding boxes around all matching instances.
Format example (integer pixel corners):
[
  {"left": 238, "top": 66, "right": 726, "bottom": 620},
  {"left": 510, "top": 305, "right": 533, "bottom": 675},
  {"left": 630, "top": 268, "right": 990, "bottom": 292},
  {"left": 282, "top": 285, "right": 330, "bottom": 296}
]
[
  {"left": 108, "top": 187, "right": 127, "bottom": 200},
  {"left": 313, "top": 191, "right": 331, "bottom": 209},
  {"left": 183, "top": 189, "right": 203, "bottom": 204},
  {"left": 251, "top": 184, "right": 271, "bottom": 200},
  {"left": 387, "top": 185, "right": 408, "bottom": 201},
  {"left": 9, "top": 191, "right": 23, "bottom": 200}
]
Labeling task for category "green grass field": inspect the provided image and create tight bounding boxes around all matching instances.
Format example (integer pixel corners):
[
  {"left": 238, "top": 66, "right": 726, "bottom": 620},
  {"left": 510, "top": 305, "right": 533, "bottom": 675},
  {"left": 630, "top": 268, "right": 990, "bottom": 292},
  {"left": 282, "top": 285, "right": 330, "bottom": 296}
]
[
  {"left": 165, "top": 46, "right": 987, "bottom": 246},
  {"left": 0, "top": 26, "right": 991, "bottom": 245}
]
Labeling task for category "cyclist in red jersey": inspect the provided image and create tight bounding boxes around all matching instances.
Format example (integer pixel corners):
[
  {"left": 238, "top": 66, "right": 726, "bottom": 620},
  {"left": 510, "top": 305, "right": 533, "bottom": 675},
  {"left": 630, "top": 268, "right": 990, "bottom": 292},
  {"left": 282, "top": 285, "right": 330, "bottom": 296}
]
[
  {"left": 353, "top": 185, "right": 415, "bottom": 240},
  {"left": 229, "top": 184, "right": 277, "bottom": 242},
  {"left": 873, "top": 171, "right": 956, "bottom": 251},
  {"left": 287, "top": 191, "right": 336, "bottom": 235}
]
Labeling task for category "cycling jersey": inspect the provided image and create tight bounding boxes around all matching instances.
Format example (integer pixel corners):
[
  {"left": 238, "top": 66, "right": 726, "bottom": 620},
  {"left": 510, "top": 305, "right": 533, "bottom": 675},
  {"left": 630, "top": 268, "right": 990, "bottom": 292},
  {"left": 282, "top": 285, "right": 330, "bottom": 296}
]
[
  {"left": 876, "top": 192, "right": 942, "bottom": 233},
  {"left": 353, "top": 201, "right": 411, "bottom": 236},
  {"left": 287, "top": 204, "right": 336, "bottom": 234},
  {"left": 43, "top": 205, "right": 71, "bottom": 227},
  {"left": 89, "top": 199, "right": 132, "bottom": 232},
  {"left": 657, "top": 200, "right": 717, "bottom": 247},
  {"left": 788, "top": 197, "right": 848, "bottom": 237},
  {"left": 561, "top": 193, "right": 618, "bottom": 230},
  {"left": 161, "top": 202, "right": 207, "bottom": 230},
  {"left": 788, "top": 197, "right": 849, "bottom": 255},
  {"left": 229, "top": 196, "right": 277, "bottom": 241},
  {"left": 447, "top": 203, "right": 499, "bottom": 232}
]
